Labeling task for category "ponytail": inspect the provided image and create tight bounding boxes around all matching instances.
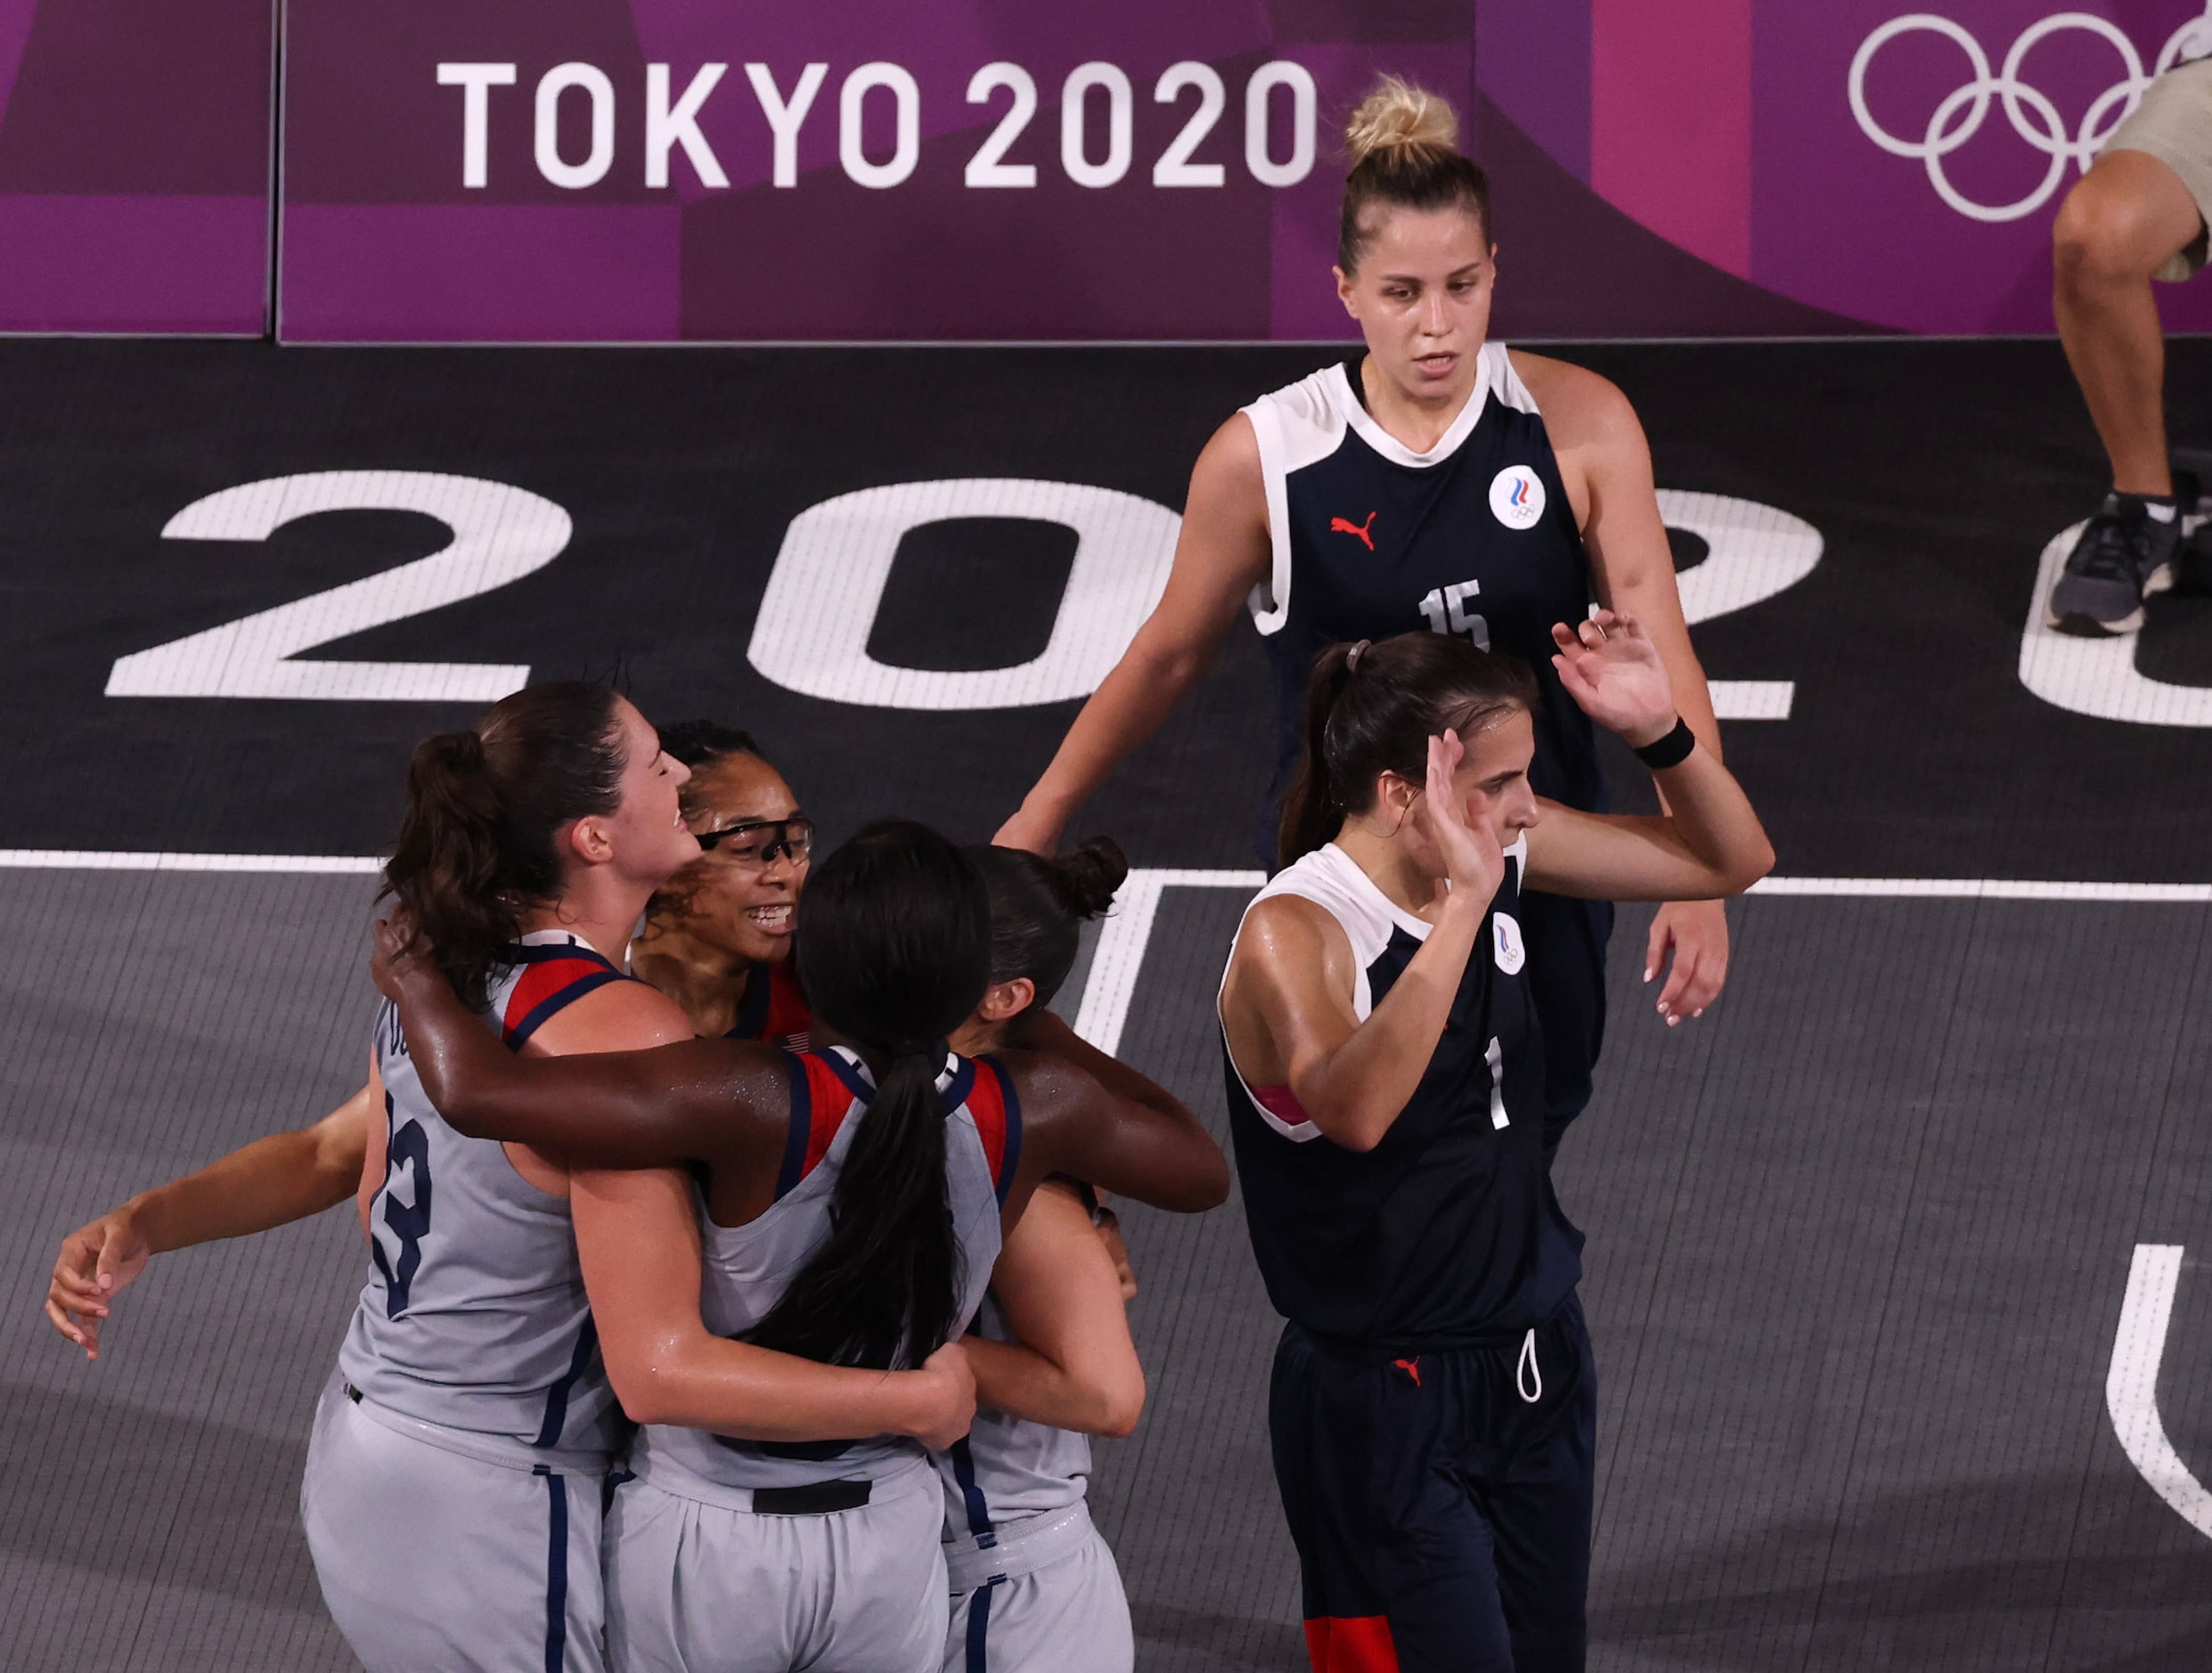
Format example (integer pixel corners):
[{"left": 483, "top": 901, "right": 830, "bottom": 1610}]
[
  {"left": 747, "top": 820, "right": 991, "bottom": 1370},
  {"left": 1277, "top": 632, "right": 1538, "bottom": 870},
  {"left": 965, "top": 836, "right": 1130, "bottom": 1010},
  {"left": 380, "top": 681, "right": 626, "bottom": 1010},
  {"left": 1277, "top": 642, "right": 1362, "bottom": 870},
  {"left": 746, "top": 1045, "right": 959, "bottom": 1370},
  {"left": 1338, "top": 75, "right": 1490, "bottom": 273}
]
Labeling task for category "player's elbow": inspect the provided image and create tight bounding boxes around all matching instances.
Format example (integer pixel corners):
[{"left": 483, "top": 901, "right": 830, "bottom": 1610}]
[
  {"left": 1306, "top": 1095, "right": 1392, "bottom": 1154},
  {"left": 1718, "top": 831, "right": 1776, "bottom": 896},
  {"left": 1123, "top": 619, "right": 1215, "bottom": 695},
  {"left": 600, "top": 1339, "right": 684, "bottom": 1426},
  {"left": 606, "top": 1364, "right": 670, "bottom": 1426},
  {"left": 1091, "top": 1369, "right": 1147, "bottom": 1439},
  {"left": 1185, "top": 1147, "right": 1232, "bottom": 1211}
]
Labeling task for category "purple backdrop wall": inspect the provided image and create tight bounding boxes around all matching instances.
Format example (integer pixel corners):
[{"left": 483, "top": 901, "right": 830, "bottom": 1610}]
[
  {"left": 276, "top": 0, "right": 2212, "bottom": 342},
  {"left": 0, "top": 0, "right": 270, "bottom": 333},
  {"left": 4, "top": 2, "right": 2208, "bottom": 339}
]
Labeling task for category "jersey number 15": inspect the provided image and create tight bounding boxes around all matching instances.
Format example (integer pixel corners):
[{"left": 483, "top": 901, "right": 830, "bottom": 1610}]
[{"left": 1418, "top": 581, "right": 1490, "bottom": 651}]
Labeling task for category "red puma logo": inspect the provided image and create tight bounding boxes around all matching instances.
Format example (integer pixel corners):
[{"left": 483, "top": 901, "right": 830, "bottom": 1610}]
[
  {"left": 1393, "top": 1357, "right": 1422, "bottom": 1388},
  {"left": 1330, "top": 511, "right": 1378, "bottom": 551}
]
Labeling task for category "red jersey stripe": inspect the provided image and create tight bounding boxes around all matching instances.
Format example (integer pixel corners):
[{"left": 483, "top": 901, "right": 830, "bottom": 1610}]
[
  {"left": 965, "top": 1062, "right": 1009, "bottom": 1187},
  {"left": 501, "top": 955, "right": 613, "bottom": 1047}
]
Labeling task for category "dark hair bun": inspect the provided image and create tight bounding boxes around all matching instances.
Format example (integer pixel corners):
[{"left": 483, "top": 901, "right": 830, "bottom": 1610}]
[{"left": 1047, "top": 836, "right": 1129, "bottom": 919}]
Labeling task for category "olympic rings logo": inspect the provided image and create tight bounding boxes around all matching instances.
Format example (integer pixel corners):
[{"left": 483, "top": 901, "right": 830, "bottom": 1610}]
[{"left": 1849, "top": 8, "right": 2212, "bottom": 223}]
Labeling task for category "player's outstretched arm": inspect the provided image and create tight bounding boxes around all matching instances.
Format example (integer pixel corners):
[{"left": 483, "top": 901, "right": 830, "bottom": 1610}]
[
  {"left": 964, "top": 1179, "right": 1145, "bottom": 1438},
  {"left": 1521, "top": 349, "right": 1735, "bottom": 1022},
  {"left": 1000, "top": 1025, "right": 1228, "bottom": 1217},
  {"left": 45, "top": 1077, "right": 374, "bottom": 1360},
  {"left": 1526, "top": 610, "right": 1775, "bottom": 904},
  {"left": 371, "top": 917, "right": 777, "bottom": 1167},
  {"left": 572, "top": 1164, "right": 975, "bottom": 1449},
  {"left": 996, "top": 414, "right": 1269, "bottom": 853}
]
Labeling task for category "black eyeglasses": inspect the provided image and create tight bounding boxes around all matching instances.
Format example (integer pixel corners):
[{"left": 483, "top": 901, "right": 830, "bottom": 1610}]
[{"left": 695, "top": 815, "right": 814, "bottom": 868}]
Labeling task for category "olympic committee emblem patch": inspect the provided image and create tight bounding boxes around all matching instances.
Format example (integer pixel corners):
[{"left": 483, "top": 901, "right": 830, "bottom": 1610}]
[
  {"left": 1489, "top": 466, "right": 1544, "bottom": 530},
  {"left": 1493, "top": 911, "right": 1526, "bottom": 975}
]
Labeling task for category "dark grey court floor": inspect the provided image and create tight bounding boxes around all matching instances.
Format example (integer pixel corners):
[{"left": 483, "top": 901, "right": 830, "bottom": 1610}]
[{"left": 6, "top": 869, "right": 2211, "bottom": 1671}]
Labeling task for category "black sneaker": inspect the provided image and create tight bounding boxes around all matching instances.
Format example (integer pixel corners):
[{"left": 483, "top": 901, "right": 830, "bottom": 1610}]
[{"left": 2047, "top": 494, "right": 2186, "bottom": 635}]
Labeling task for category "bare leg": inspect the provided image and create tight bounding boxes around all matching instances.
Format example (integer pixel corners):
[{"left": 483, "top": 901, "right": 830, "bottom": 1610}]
[{"left": 2053, "top": 149, "right": 2204, "bottom": 498}]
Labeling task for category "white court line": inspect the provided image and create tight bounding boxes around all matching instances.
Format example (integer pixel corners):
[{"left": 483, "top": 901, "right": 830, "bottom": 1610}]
[
  {"left": 0, "top": 855, "right": 2205, "bottom": 1049},
  {"left": 0, "top": 849, "right": 383, "bottom": 874},
  {"left": 1063, "top": 868, "right": 2212, "bottom": 1054},
  {"left": 1709, "top": 680, "right": 1794, "bottom": 722},
  {"left": 1073, "top": 869, "right": 1264, "bottom": 1057},
  {"left": 2109, "top": 1245, "right": 2212, "bottom": 1540},
  {"left": 1751, "top": 877, "right": 2212, "bottom": 902},
  {"left": 2, "top": 852, "right": 2204, "bottom": 903}
]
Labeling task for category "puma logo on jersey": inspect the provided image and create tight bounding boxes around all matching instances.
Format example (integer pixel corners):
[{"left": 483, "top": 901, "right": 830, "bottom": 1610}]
[
  {"left": 1393, "top": 1357, "right": 1423, "bottom": 1388},
  {"left": 1330, "top": 511, "right": 1378, "bottom": 551}
]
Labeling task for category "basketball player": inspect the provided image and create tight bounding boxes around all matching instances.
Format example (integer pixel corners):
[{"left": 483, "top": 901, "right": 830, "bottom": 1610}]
[
  {"left": 368, "top": 820, "right": 1231, "bottom": 1673},
  {"left": 309, "top": 689, "right": 976, "bottom": 1673},
  {"left": 45, "top": 718, "right": 812, "bottom": 1359},
  {"left": 1220, "top": 616, "right": 1771, "bottom": 1671},
  {"left": 637, "top": 720, "right": 812, "bottom": 1043},
  {"left": 999, "top": 76, "right": 1732, "bottom": 1158},
  {"left": 2046, "top": 26, "right": 2212, "bottom": 633},
  {"left": 941, "top": 838, "right": 1149, "bottom": 1673}
]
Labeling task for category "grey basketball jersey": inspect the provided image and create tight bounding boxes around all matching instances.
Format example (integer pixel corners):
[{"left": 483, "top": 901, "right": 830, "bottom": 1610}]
[
  {"left": 938, "top": 1292, "right": 1092, "bottom": 1546},
  {"left": 630, "top": 1047, "right": 1019, "bottom": 1498},
  {"left": 339, "top": 930, "right": 633, "bottom": 1457}
]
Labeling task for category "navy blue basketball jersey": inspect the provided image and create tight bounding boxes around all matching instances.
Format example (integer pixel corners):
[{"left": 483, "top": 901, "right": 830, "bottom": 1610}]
[
  {"left": 1242, "top": 345, "right": 1613, "bottom": 1126},
  {"left": 1219, "top": 840, "right": 1585, "bottom": 1356}
]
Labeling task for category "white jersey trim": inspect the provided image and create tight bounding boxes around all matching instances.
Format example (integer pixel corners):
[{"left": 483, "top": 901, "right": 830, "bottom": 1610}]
[
  {"left": 1240, "top": 344, "right": 1539, "bottom": 638},
  {"left": 1219, "top": 838, "right": 1528, "bottom": 1145}
]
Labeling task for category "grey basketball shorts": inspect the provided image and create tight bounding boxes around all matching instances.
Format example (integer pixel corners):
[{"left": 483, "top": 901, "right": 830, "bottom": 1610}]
[
  {"left": 606, "top": 1452, "right": 950, "bottom": 1673},
  {"left": 2106, "top": 57, "right": 2212, "bottom": 279},
  {"left": 943, "top": 1505, "right": 1133, "bottom": 1673},
  {"left": 301, "top": 1375, "right": 609, "bottom": 1673}
]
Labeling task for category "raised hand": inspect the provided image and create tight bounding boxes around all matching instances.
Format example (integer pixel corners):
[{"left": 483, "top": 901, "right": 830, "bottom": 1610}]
[
  {"left": 369, "top": 912, "right": 434, "bottom": 1002},
  {"left": 912, "top": 1340, "right": 978, "bottom": 1451},
  {"left": 1550, "top": 609, "right": 1677, "bottom": 747},
  {"left": 1422, "top": 730, "right": 1506, "bottom": 907},
  {"left": 45, "top": 1210, "right": 152, "bottom": 1359},
  {"left": 1093, "top": 1202, "right": 1139, "bottom": 1302},
  {"left": 991, "top": 805, "right": 1062, "bottom": 857}
]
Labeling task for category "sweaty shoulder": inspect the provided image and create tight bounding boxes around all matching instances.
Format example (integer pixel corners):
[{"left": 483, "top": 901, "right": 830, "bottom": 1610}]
[
  {"left": 1234, "top": 892, "right": 1353, "bottom": 983},
  {"left": 526, "top": 976, "right": 696, "bottom": 1057},
  {"left": 1506, "top": 349, "right": 1643, "bottom": 453},
  {"left": 996, "top": 1049, "right": 1103, "bottom": 1134}
]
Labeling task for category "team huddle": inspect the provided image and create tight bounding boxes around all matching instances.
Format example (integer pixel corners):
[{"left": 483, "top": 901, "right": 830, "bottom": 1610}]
[{"left": 45, "top": 78, "right": 1779, "bottom": 1673}]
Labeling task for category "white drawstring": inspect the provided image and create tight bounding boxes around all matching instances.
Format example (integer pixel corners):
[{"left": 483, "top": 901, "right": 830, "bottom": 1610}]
[{"left": 1516, "top": 1328, "right": 1542, "bottom": 1404}]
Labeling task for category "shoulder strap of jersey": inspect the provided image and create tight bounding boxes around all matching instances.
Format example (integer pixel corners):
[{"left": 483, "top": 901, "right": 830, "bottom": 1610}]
[
  {"left": 725, "top": 962, "right": 812, "bottom": 1046},
  {"left": 966, "top": 1056, "right": 1024, "bottom": 1207},
  {"left": 501, "top": 944, "right": 631, "bottom": 1052},
  {"left": 764, "top": 963, "right": 812, "bottom": 1045},
  {"left": 727, "top": 960, "right": 772, "bottom": 1040},
  {"left": 774, "top": 1050, "right": 862, "bottom": 1199}
]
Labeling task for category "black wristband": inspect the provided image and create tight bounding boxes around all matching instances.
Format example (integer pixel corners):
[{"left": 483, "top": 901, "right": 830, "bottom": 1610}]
[{"left": 1631, "top": 716, "right": 1696, "bottom": 771}]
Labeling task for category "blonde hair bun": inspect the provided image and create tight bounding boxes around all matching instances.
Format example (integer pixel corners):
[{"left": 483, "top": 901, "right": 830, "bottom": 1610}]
[{"left": 1344, "top": 76, "right": 1460, "bottom": 169}]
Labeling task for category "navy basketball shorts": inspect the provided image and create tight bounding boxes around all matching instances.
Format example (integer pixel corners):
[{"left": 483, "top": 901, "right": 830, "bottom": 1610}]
[{"left": 1269, "top": 1296, "right": 1596, "bottom": 1673}]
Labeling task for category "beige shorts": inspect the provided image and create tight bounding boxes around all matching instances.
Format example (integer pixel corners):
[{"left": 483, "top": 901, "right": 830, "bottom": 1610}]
[{"left": 2105, "top": 56, "right": 2212, "bottom": 281}]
